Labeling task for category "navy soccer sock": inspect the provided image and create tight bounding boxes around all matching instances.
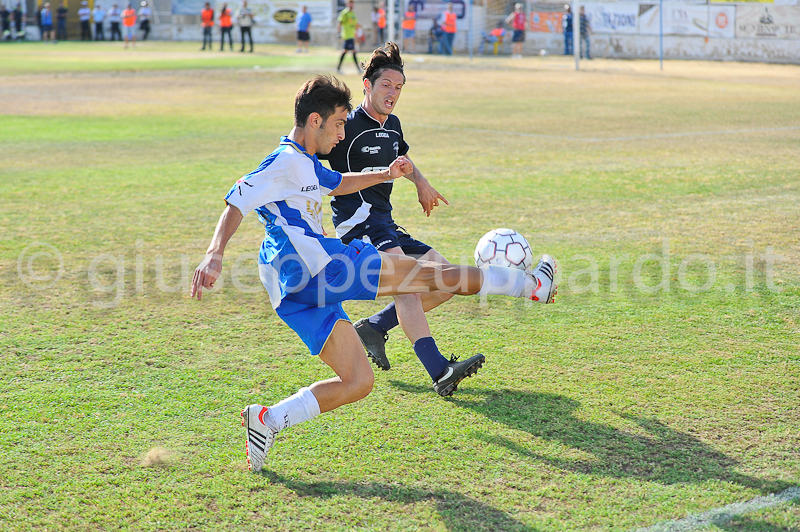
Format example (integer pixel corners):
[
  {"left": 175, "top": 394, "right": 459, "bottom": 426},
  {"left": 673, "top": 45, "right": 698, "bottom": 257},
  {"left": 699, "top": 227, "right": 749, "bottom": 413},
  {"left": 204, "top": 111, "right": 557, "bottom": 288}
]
[
  {"left": 367, "top": 302, "right": 399, "bottom": 334},
  {"left": 413, "top": 337, "right": 449, "bottom": 381}
]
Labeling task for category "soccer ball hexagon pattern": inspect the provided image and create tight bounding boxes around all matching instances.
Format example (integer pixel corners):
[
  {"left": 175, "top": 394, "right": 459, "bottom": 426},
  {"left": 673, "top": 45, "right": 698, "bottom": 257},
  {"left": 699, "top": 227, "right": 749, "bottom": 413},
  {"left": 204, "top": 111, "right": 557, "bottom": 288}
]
[{"left": 474, "top": 228, "right": 534, "bottom": 270}]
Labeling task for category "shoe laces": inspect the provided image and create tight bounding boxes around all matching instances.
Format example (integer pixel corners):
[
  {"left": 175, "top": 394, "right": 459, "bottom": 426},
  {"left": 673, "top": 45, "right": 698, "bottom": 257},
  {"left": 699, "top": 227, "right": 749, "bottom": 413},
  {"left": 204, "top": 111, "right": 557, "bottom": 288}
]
[{"left": 447, "top": 354, "right": 460, "bottom": 364}]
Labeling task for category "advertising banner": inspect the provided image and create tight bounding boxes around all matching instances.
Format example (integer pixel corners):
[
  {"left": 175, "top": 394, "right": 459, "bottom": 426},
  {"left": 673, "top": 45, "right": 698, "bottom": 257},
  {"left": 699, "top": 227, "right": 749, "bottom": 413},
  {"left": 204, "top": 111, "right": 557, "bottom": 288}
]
[
  {"left": 584, "top": 3, "right": 639, "bottom": 34},
  {"left": 172, "top": 0, "right": 205, "bottom": 15},
  {"left": 708, "top": 5, "right": 736, "bottom": 37},
  {"left": 737, "top": 5, "right": 800, "bottom": 38},
  {"left": 246, "top": 0, "right": 333, "bottom": 27},
  {"left": 405, "top": 0, "right": 466, "bottom": 21},
  {"left": 639, "top": 4, "right": 735, "bottom": 37},
  {"left": 173, "top": 0, "right": 334, "bottom": 25},
  {"left": 529, "top": 11, "right": 564, "bottom": 33}
]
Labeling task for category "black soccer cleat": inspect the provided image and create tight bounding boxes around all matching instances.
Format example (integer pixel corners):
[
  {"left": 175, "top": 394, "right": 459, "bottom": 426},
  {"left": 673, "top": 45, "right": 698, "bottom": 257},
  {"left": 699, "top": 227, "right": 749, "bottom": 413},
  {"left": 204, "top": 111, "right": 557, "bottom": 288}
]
[
  {"left": 354, "top": 318, "right": 391, "bottom": 371},
  {"left": 433, "top": 353, "right": 485, "bottom": 397}
]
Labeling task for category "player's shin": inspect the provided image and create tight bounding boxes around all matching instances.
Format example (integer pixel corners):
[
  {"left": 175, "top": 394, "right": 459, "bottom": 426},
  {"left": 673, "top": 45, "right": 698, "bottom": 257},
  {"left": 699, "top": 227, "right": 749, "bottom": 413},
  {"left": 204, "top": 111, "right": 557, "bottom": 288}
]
[{"left": 478, "top": 265, "right": 527, "bottom": 297}]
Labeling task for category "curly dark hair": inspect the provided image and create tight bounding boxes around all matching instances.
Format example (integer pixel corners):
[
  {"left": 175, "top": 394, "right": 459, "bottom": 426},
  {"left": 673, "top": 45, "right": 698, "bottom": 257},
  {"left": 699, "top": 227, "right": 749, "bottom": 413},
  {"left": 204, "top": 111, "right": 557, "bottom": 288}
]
[
  {"left": 294, "top": 75, "right": 353, "bottom": 127},
  {"left": 361, "top": 42, "right": 405, "bottom": 88}
]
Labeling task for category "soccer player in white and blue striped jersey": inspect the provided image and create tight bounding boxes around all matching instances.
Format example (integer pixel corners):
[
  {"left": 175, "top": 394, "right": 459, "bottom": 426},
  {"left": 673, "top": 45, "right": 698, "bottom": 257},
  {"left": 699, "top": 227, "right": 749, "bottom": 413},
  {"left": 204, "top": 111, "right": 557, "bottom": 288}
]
[{"left": 190, "top": 75, "right": 557, "bottom": 472}]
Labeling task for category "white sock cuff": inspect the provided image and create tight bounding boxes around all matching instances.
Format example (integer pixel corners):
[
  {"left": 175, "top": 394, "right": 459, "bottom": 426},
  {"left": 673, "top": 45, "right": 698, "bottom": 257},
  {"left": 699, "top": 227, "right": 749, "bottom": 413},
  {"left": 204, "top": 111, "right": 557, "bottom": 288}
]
[
  {"left": 269, "top": 387, "right": 320, "bottom": 431},
  {"left": 298, "top": 387, "right": 321, "bottom": 418},
  {"left": 478, "top": 265, "right": 526, "bottom": 297}
]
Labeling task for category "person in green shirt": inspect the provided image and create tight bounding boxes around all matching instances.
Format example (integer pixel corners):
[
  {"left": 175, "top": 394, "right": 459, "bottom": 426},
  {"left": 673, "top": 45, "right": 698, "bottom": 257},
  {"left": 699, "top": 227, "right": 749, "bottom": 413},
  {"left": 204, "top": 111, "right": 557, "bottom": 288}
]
[{"left": 336, "top": 0, "right": 360, "bottom": 73}]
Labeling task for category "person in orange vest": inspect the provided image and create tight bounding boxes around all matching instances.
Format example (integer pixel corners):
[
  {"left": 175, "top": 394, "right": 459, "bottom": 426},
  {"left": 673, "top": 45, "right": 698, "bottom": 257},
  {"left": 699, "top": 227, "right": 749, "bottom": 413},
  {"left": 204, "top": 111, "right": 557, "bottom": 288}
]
[
  {"left": 200, "top": 1, "right": 213, "bottom": 50},
  {"left": 121, "top": 2, "right": 136, "bottom": 48},
  {"left": 402, "top": 5, "right": 416, "bottom": 53},
  {"left": 438, "top": 2, "right": 456, "bottom": 55},
  {"left": 219, "top": 3, "right": 233, "bottom": 50},
  {"left": 371, "top": 3, "right": 386, "bottom": 46}
]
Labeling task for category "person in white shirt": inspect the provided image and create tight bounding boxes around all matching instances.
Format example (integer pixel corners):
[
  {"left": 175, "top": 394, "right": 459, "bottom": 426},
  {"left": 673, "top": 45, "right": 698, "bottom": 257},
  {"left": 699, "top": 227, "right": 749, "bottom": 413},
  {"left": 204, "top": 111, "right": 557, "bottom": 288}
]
[
  {"left": 92, "top": 2, "right": 105, "bottom": 40},
  {"left": 107, "top": 2, "right": 121, "bottom": 40},
  {"left": 138, "top": 0, "right": 150, "bottom": 40},
  {"left": 77, "top": 0, "right": 91, "bottom": 40},
  {"left": 235, "top": 0, "right": 253, "bottom": 52}
]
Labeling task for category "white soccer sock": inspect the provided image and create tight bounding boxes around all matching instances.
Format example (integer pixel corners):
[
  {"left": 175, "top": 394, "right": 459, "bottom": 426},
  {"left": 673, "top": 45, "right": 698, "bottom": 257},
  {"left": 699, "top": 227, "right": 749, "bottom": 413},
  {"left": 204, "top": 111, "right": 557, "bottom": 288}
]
[
  {"left": 267, "top": 387, "right": 321, "bottom": 432},
  {"left": 478, "top": 265, "right": 527, "bottom": 298}
]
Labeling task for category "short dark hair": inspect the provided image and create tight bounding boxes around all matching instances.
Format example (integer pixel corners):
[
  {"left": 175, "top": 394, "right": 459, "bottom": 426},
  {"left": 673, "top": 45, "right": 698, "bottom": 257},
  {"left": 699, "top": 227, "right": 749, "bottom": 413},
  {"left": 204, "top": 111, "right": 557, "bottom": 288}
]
[
  {"left": 294, "top": 75, "right": 353, "bottom": 127},
  {"left": 361, "top": 42, "right": 405, "bottom": 88}
]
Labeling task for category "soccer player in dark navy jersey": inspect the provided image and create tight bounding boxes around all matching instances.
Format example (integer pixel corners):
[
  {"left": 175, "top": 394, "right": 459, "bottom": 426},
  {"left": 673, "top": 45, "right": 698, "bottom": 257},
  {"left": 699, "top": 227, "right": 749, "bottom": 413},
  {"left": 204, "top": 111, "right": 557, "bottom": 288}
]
[{"left": 320, "top": 43, "right": 482, "bottom": 396}]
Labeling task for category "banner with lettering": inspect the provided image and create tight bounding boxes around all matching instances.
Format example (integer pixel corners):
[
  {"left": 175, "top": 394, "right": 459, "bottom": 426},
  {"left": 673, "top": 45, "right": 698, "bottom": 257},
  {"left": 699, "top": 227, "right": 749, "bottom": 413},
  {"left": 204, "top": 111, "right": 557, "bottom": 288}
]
[
  {"left": 584, "top": 3, "right": 640, "bottom": 34},
  {"left": 736, "top": 5, "right": 800, "bottom": 38}
]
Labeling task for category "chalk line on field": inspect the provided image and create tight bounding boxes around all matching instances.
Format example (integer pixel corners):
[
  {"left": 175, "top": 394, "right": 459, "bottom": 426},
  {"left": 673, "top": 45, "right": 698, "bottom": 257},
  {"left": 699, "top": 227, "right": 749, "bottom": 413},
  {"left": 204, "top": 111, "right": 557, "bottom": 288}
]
[
  {"left": 632, "top": 485, "right": 800, "bottom": 532},
  {"left": 410, "top": 124, "right": 800, "bottom": 143}
]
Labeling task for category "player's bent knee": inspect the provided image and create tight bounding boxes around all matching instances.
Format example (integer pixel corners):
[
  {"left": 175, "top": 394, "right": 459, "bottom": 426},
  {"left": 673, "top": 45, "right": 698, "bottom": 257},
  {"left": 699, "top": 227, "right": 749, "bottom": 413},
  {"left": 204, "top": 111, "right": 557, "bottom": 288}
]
[{"left": 347, "top": 370, "right": 374, "bottom": 401}]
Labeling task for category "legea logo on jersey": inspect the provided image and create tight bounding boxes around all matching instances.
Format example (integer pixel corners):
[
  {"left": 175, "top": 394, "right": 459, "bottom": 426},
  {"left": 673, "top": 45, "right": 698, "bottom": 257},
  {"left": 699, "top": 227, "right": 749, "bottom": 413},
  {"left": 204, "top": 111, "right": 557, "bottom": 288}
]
[
  {"left": 301, "top": 184, "right": 318, "bottom": 192},
  {"left": 376, "top": 132, "right": 390, "bottom": 138},
  {"left": 361, "top": 146, "right": 381, "bottom": 154}
]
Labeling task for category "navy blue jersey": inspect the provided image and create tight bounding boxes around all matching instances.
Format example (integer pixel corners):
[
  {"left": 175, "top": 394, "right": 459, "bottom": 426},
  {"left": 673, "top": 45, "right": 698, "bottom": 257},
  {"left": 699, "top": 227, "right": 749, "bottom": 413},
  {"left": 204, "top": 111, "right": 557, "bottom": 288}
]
[{"left": 321, "top": 105, "right": 409, "bottom": 238}]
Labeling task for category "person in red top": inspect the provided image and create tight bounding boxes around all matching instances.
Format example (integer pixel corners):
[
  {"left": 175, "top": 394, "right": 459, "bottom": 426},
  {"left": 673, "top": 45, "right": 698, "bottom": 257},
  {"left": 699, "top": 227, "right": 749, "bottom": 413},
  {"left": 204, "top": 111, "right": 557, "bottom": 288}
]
[
  {"left": 505, "top": 3, "right": 526, "bottom": 58},
  {"left": 121, "top": 3, "right": 136, "bottom": 48},
  {"left": 200, "top": 2, "right": 214, "bottom": 50},
  {"left": 219, "top": 3, "right": 233, "bottom": 51},
  {"left": 438, "top": 2, "right": 456, "bottom": 55},
  {"left": 402, "top": 6, "right": 416, "bottom": 53}
]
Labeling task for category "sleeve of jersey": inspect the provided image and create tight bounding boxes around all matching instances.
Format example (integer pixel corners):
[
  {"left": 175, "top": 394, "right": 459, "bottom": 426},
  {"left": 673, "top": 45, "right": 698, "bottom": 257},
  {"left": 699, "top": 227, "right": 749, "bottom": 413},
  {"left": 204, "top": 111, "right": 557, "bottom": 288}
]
[
  {"left": 396, "top": 120, "right": 410, "bottom": 156},
  {"left": 314, "top": 159, "right": 343, "bottom": 195},
  {"left": 223, "top": 167, "right": 286, "bottom": 217}
]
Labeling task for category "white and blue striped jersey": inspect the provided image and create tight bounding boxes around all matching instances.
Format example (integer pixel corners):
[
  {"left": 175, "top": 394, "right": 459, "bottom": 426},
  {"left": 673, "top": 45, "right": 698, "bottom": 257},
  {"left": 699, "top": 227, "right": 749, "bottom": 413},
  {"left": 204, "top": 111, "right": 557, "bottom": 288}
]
[
  {"left": 321, "top": 106, "right": 410, "bottom": 239},
  {"left": 224, "top": 137, "right": 344, "bottom": 309}
]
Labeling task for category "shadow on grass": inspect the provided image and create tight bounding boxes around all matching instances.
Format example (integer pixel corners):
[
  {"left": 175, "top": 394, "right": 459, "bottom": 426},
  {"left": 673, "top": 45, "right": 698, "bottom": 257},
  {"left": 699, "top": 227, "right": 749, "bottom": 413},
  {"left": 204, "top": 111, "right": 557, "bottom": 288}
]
[
  {"left": 391, "top": 382, "right": 791, "bottom": 495},
  {"left": 259, "top": 471, "right": 540, "bottom": 532},
  {"left": 715, "top": 517, "right": 796, "bottom": 532}
]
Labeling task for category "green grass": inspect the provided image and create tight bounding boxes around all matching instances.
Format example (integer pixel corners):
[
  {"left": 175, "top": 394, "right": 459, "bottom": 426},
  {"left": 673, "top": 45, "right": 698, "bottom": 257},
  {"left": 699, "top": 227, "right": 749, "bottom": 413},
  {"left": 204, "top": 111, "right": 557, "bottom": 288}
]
[{"left": 1, "top": 45, "right": 799, "bottom": 531}]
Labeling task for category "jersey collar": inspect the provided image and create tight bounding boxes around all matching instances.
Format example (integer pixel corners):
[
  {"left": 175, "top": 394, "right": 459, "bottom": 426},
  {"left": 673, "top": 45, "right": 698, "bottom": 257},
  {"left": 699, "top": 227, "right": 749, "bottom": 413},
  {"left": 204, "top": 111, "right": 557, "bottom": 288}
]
[
  {"left": 357, "top": 105, "right": 388, "bottom": 129},
  {"left": 280, "top": 136, "right": 316, "bottom": 160}
]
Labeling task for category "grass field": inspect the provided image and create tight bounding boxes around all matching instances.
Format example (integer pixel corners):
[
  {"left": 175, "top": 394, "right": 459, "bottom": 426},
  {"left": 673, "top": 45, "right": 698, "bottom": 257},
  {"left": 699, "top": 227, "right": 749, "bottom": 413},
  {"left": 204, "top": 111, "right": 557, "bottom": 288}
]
[{"left": 1, "top": 41, "right": 799, "bottom": 531}]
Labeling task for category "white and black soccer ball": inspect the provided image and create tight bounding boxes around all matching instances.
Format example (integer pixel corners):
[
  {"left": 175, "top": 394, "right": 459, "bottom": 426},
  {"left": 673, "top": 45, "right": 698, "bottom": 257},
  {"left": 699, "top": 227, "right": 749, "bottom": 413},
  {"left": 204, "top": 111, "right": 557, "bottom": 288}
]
[{"left": 474, "top": 228, "right": 533, "bottom": 271}]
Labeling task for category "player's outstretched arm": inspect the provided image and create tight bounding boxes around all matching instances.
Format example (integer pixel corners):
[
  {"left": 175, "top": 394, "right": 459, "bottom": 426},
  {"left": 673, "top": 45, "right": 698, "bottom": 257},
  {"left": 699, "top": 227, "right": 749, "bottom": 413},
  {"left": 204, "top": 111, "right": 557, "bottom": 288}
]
[
  {"left": 329, "top": 155, "right": 413, "bottom": 196},
  {"left": 404, "top": 161, "right": 449, "bottom": 217},
  {"left": 190, "top": 204, "right": 244, "bottom": 300}
]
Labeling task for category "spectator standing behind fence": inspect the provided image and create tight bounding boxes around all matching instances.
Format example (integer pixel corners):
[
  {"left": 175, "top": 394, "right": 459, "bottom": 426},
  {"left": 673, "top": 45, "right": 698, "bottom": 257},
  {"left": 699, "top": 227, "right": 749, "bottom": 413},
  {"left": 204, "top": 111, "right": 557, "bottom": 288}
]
[
  {"left": 200, "top": 1, "right": 213, "bottom": 50},
  {"left": 122, "top": 2, "right": 136, "bottom": 46},
  {"left": 562, "top": 4, "right": 572, "bottom": 55},
  {"left": 579, "top": 6, "right": 591, "bottom": 59},
  {"left": 93, "top": 2, "right": 105, "bottom": 40},
  {"left": 1, "top": 4, "right": 10, "bottom": 41},
  {"left": 40, "top": 2, "right": 54, "bottom": 42},
  {"left": 78, "top": 0, "right": 91, "bottom": 40},
  {"left": 371, "top": 4, "right": 385, "bottom": 46},
  {"left": 236, "top": 0, "right": 253, "bottom": 52},
  {"left": 55, "top": 0, "right": 66, "bottom": 39},
  {"left": 295, "top": 4, "right": 310, "bottom": 53},
  {"left": 138, "top": 1, "right": 150, "bottom": 40},
  {"left": 505, "top": 3, "right": 525, "bottom": 58},
  {"left": 12, "top": 3, "right": 22, "bottom": 40},
  {"left": 218, "top": 3, "right": 232, "bottom": 50},
  {"left": 438, "top": 2, "right": 456, "bottom": 55},
  {"left": 428, "top": 18, "right": 442, "bottom": 54},
  {"left": 108, "top": 3, "right": 121, "bottom": 40},
  {"left": 402, "top": 5, "right": 415, "bottom": 53}
]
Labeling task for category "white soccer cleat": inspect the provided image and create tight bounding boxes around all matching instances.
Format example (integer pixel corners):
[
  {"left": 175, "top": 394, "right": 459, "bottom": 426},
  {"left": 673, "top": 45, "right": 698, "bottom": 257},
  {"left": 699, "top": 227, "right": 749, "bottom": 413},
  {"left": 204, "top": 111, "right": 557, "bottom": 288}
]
[
  {"left": 241, "top": 404, "right": 278, "bottom": 472},
  {"left": 526, "top": 254, "right": 557, "bottom": 303}
]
